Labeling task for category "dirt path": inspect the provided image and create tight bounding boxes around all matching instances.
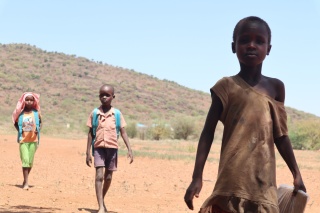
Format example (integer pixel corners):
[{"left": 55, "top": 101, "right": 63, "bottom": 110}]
[{"left": 0, "top": 135, "right": 319, "bottom": 213}]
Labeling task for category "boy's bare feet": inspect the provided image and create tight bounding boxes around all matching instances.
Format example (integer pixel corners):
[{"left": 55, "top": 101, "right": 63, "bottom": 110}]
[
  {"left": 22, "top": 182, "right": 29, "bottom": 190},
  {"left": 97, "top": 208, "right": 106, "bottom": 213},
  {"left": 96, "top": 205, "right": 107, "bottom": 213}
]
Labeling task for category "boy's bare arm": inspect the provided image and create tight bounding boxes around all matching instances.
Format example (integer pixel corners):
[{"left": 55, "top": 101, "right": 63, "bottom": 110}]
[
  {"left": 120, "top": 127, "right": 133, "bottom": 164},
  {"left": 86, "top": 128, "right": 93, "bottom": 167},
  {"left": 184, "top": 92, "right": 223, "bottom": 210},
  {"left": 273, "top": 80, "right": 306, "bottom": 193},
  {"left": 274, "top": 136, "right": 306, "bottom": 193}
]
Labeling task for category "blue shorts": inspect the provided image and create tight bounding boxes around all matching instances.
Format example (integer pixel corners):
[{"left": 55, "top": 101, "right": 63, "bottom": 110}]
[{"left": 93, "top": 148, "right": 118, "bottom": 171}]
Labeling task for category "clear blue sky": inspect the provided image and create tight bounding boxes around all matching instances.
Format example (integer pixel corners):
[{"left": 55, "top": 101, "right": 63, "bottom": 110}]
[{"left": 0, "top": 1, "right": 319, "bottom": 116}]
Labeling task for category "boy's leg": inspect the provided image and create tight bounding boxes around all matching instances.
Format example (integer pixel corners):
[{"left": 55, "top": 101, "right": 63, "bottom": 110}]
[
  {"left": 102, "top": 170, "right": 113, "bottom": 211},
  {"left": 103, "top": 170, "right": 113, "bottom": 196},
  {"left": 94, "top": 148, "right": 117, "bottom": 212},
  {"left": 102, "top": 148, "right": 117, "bottom": 211},
  {"left": 95, "top": 167, "right": 106, "bottom": 213}
]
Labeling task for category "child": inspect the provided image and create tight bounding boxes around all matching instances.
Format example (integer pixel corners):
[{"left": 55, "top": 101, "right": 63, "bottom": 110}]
[
  {"left": 86, "top": 84, "right": 133, "bottom": 213},
  {"left": 184, "top": 16, "right": 306, "bottom": 213},
  {"left": 12, "top": 92, "right": 42, "bottom": 190}
]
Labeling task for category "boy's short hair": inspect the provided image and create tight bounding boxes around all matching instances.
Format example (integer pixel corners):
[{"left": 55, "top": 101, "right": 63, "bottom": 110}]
[
  {"left": 233, "top": 16, "right": 272, "bottom": 44},
  {"left": 100, "top": 84, "right": 115, "bottom": 95}
]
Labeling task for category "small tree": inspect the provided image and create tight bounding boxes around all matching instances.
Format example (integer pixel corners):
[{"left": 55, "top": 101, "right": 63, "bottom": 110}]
[
  {"left": 289, "top": 119, "right": 320, "bottom": 150},
  {"left": 126, "top": 122, "right": 137, "bottom": 138},
  {"left": 147, "top": 121, "right": 172, "bottom": 140},
  {"left": 172, "top": 116, "right": 195, "bottom": 140}
]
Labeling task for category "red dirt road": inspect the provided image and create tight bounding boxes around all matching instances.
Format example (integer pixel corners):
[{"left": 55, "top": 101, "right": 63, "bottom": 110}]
[{"left": 0, "top": 135, "right": 319, "bottom": 213}]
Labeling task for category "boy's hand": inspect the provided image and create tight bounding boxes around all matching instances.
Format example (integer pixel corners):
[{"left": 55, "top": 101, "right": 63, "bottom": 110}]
[
  {"left": 127, "top": 149, "right": 133, "bottom": 164},
  {"left": 86, "top": 154, "right": 92, "bottom": 167},
  {"left": 293, "top": 174, "right": 306, "bottom": 195},
  {"left": 184, "top": 178, "right": 202, "bottom": 210}
]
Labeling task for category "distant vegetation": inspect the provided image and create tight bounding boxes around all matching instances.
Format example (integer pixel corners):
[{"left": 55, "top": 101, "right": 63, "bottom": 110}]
[{"left": 0, "top": 43, "right": 319, "bottom": 150}]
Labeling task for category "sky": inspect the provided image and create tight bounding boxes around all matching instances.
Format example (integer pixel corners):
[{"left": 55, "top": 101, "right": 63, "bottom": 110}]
[{"left": 0, "top": 1, "right": 320, "bottom": 116}]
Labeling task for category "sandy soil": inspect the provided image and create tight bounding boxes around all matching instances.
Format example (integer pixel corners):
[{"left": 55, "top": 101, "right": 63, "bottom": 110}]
[{"left": 0, "top": 135, "right": 319, "bottom": 213}]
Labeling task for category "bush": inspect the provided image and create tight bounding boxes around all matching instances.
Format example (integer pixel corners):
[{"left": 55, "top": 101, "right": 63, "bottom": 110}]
[
  {"left": 172, "top": 116, "right": 195, "bottom": 140},
  {"left": 289, "top": 119, "right": 320, "bottom": 150},
  {"left": 126, "top": 122, "right": 137, "bottom": 138},
  {"left": 147, "top": 121, "right": 172, "bottom": 140}
]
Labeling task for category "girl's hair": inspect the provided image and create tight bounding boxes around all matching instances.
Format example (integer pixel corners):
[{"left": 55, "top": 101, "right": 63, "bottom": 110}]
[{"left": 232, "top": 16, "right": 272, "bottom": 44}]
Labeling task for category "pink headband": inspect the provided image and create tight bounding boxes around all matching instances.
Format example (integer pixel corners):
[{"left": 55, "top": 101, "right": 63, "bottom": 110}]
[{"left": 12, "top": 92, "right": 41, "bottom": 123}]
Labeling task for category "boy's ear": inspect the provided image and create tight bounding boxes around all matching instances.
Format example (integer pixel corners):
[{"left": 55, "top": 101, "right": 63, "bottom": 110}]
[
  {"left": 267, "top": 44, "right": 272, "bottom": 55},
  {"left": 231, "top": 42, "right": 236, "bottom": 53}
]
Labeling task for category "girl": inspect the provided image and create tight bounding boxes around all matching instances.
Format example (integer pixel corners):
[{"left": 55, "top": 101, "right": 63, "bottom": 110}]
[
  {"left": 12, "top": 92, "right": 42, "bottom": 190},
  {"left": 184, "top": 16, "right": 306, "bottom": 213}
]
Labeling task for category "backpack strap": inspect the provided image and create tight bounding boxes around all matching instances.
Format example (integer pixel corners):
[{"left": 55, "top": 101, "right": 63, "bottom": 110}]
[
  {"left": 17, "top": 110, "right": 40, "bottom": 144},
  {"left": 114, "top": 108, "right": 121, "bottom": 139},
  {"left": 17, "top": 112, "right": 24, "bottom": 143},
  {"left": 33, "top": 109, "right": 40, "bottom": 145},
  {"left": 91, "top": 108, "right": 99, "bottom": 155}
]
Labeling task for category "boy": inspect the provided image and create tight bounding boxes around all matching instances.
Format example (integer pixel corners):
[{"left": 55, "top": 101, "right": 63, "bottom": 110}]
[
  {"left": 184, "top": 16, "right": 306, "bottom": 213},
  {"left": 86, "top": 84, "right": 133, "bottom": 213}
]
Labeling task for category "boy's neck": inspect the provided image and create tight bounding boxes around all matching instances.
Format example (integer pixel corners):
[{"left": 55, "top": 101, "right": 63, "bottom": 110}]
[
  {"left": 238, "top": 67, "right": 263, "bottom": 86},
  {"left": 239, "top": 62, "right": 262, "bottom": 72},
  {"left": 101, "top": 105, "right": 112, "bottom": 113}
]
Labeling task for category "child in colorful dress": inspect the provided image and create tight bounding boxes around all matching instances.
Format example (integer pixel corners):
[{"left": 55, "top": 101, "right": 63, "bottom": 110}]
[
  {"left": 12, "top": 92, "right": 42, "bottom": 190},
  {"left": 184, "top": 16, "right": 306, "bottom": 213}
]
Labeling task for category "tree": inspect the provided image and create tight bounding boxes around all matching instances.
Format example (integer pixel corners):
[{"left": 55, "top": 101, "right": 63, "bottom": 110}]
[
  {"left": 289, "top": 119, "right": 320, "bottom": 150},
  {"left": 147, "top": 120, "right": 172, "bottom": 140},
  {"left": 172, "top": 116, "right": 195, "bottom": 140},
  {"left": 126, "top": 122, "right": 137, "bottom": 138}
]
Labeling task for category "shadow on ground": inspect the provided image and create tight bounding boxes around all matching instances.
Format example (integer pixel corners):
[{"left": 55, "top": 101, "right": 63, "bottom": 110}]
[
  {"left": 78, "top": 208, "right": 118, "bottom": 213},
  {"left": 0, "top": 205, "right": 61, "bottom": 213},
  {"left": 10, "top": 184, "right": 34, "bottom": 189}
]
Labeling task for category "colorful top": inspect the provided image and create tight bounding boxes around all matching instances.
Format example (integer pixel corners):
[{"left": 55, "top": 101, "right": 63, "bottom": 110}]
[
  {"left": 86, "top": 107, "right": 126, "bottom": 149},
  {"left": 200, "top": 75, "right": 288, "bottom": 213},
  {"left": 20, "top": 111, "right": 41, "bottom": 143}
]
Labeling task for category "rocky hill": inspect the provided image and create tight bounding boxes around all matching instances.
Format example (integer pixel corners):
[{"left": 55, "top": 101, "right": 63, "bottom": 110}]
[{"left": 0, "top": 43, "right": 318, "bottom": 139}]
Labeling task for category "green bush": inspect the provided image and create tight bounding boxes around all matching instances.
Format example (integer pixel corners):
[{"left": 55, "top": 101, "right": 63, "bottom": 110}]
[
  {"left": 172, "top": 116, "right": 195, "bottom": 140},
  {"left": 147, "top": 121, "right": 172, "bottom": 140},
  {"left": 289, "top": 119, "right": 320, "bottom": 150},
  {"left": 126, "top": 122, "right": 137, "bottom": 138}
]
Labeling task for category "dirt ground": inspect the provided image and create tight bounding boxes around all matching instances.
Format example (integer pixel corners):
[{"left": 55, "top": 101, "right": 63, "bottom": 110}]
[{"left": 0, "top": 135, "right": 319, "bottom": 213}]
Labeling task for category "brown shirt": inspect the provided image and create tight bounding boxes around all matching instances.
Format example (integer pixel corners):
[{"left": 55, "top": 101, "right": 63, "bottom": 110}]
[
  {"left": 86, "top": 107, "right": 126, "bottom": 149},
  {"left": 200, "top": 75, "right": 287, "bottom": 213}
]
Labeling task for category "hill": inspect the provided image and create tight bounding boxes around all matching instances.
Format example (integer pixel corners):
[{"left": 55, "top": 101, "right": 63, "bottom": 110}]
[
  {"left": 0, "top": 43, "right": 319, "bottom": 143},
  {"left": 0, "top": 43, "right": 211, "bottom": 137}
]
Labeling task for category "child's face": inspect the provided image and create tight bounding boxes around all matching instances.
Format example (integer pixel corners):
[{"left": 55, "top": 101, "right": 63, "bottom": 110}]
[
  {"left": 99, "top": 86, "right": 114, "bottom": 106},
  {"left": 24, "top": 95, "right": 35, "bottom": 110},
  {"left": 232, "top": 22, "right": 271, "bottom": 67}
]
